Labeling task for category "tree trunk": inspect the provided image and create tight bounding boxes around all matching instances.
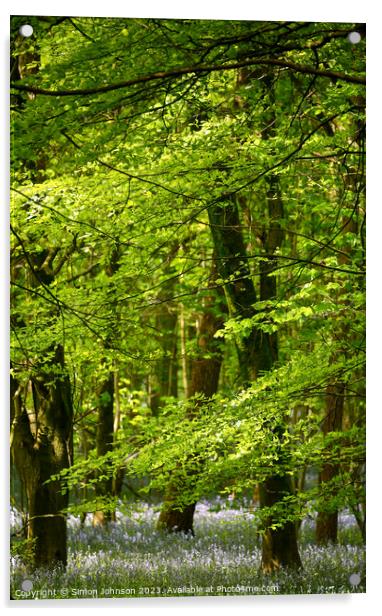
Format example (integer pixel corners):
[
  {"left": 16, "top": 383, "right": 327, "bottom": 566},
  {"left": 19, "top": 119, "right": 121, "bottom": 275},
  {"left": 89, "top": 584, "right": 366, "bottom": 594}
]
[
  {"left": 258, "top": 164, "right": 302, "bottom": 570},
  {"left": 315, "top": 165, "right": 360, "bottom": 544},
  {"left": 316, "top": 382, "right": 345, "bottom": 544},
  {"left": 259, "top": 477, "right": 303, "bottom": 571},
  {"left": 157, "top": 262, "right": 225, "bottom": 534},
  {"left": 180, "top": 303, "right": 190, "bottom": 397},
  {"left": 208, "top": 195, "right": 302, "bottom": 571},
  {"left": 111, "top": 369, "right": 125, "bottom": 519},
  {"left": 11, "top": 346, "right": 73, "bottom": 569},
  {"left": 149, "top": 250, "right": 179, "bottom": 413},
  {"left": 93, "top": 371, "right": 115, "bottom": 526},
  {"left": 208, "top": 200, "right": 260, "bottom": 382},
  {"left": 150, "top": 304, "right": 178, "bottom": 413},
  {"left": 210, "top": 70, "right": 301, "bottom": 571},
  {"left": 92, "top": 247, "right": 123, "bottom": 525}
]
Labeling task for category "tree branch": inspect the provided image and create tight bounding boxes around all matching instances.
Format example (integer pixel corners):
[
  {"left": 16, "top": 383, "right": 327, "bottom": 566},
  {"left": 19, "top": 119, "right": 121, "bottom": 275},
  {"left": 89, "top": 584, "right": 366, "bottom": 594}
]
[{"left": 11, "top": 57, "right": 365, "bottom": 98}]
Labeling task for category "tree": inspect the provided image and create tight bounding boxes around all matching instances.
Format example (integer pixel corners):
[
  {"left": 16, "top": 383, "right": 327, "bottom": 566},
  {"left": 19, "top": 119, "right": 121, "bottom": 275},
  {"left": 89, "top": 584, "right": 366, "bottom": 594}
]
[
  {"left": 157, "top": 259, "right": 226, "bottom": 534},
  {"left": 208, "top": 190, "right": 301, "bottom": 570},
  {"left": 11, "top": 19, "right": 75, "bottom": 568}
]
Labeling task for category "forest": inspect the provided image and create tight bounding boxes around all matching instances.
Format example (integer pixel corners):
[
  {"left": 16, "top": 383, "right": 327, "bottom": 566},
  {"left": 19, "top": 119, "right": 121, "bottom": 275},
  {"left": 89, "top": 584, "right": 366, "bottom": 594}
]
[{"left": 10, "top": 16, "right": 366, "bottom": 599}]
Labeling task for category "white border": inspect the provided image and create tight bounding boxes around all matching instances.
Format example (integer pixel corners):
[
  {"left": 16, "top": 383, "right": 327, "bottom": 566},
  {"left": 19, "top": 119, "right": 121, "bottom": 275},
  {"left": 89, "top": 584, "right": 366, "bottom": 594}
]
[{"left": 1, "top": 0, "right": 370, "bottom": 20}]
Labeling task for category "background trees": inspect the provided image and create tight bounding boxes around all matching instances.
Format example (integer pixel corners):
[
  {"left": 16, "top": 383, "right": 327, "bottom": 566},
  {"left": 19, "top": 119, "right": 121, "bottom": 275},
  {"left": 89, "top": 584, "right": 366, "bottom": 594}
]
[{"left": 10, "top": 16, "right": 365, "bottom": 573}]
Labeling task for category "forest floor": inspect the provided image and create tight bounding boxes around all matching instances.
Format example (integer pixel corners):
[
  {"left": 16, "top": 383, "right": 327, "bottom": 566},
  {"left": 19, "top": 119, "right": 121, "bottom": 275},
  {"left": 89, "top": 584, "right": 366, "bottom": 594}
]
[{"left": 10, "top": 500, "right": 365, "bottom": 600}]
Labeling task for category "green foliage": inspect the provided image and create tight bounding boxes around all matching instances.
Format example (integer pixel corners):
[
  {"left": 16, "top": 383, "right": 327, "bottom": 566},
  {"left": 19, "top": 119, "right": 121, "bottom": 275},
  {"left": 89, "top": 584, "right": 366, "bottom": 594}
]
[
  {"left": 10, "top": 16, "right": 365, "bottom": 545},
  {"left": 11, "top": 536, "right": 37, "bottom": 567}
]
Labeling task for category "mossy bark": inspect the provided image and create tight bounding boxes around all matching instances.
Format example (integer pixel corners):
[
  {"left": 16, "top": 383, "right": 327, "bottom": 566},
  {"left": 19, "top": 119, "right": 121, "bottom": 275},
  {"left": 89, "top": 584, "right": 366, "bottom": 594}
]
[{"left": 11, "top": 346, "right": 73, "bottom": 569}]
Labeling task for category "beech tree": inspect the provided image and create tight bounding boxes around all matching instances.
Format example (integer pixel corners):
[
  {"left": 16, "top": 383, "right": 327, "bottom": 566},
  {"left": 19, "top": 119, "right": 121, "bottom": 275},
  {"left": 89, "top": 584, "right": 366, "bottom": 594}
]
[
  {"left": 11, "top": 18, "right": 75, "bottom": 567},
  {"left": 157, "top": 259, "right": 226, "bottom": 534}
]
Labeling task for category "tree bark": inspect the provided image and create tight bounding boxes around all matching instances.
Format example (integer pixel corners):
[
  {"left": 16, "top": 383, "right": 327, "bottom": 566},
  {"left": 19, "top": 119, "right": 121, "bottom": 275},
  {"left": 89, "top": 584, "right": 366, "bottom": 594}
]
[
  {"left": 11, "top": 347, "right": 73, "bottom": 569},
  {"left": 208, "top": 195, "right": 302, "bottom": 571},
  {"left": 93, "top": 247, "right": 120, "bottom": 526},
  {"left": 111, "top": 369, "right": 125, "bottom": 517},
  {"left": 93, "top": 371, "right": 115, "bottom": 526},
  {"left": 11, "top": 201, "right": 74, "bottom": 570},
  {"left": 316, "top": 382, "right": 345, "bottom": 544},
  {"left": 149, "top": 248, "right": 179, "bottom": 413},
  {"left": 149, "top": 303, "right": 178, "bottom": 413},
  {"left": 157, "top": 262, "right": 225, "bottom": 534},
  {"left": 315, "top": 136, "right": 362, "bottom": 543},
  {"left": 180, "top": 304, "right": 190, "bottom": 397}
]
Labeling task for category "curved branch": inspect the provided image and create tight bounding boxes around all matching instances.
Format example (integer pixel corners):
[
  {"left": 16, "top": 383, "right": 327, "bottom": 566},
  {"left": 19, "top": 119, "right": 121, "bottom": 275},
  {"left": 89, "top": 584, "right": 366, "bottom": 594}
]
[{"left": 11, "top": 57, "right": 365, "bottom": 98}]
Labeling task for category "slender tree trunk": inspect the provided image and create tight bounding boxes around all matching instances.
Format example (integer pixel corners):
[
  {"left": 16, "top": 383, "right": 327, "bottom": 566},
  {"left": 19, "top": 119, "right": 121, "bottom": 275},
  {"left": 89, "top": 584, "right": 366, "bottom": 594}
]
[
  {"left": 92, "top": 247, "right": 121, "bottom": 525},
  {"left": 180, "top": 304, "right": 190, "bottom": 397},
  {"left": 315, "top": 151, "right": 362, "bottom": 543},
  {"left": 316, "top": 382, "right": 345, "bottom": 544},
  {"left": 93, "top": 371, "right": 115, "bottom": 526},
  {"left": 79, "top": 425, "right": 91, "bottom": 526},
  {"left": 157, "top": 262, "right": 225, "bottom": 534},
  {"left": 290, "top": 406, "right": 309, "bottom": 533},
  {"left": 150, "top": 304, "right": 178, "bottom": 413},
  {"left": 92, "top": 368, "right": 125, "bottom": 524},
  {"left": 149, "top": 249, "right": 179, "bottom": 413},
  {"left": 111, "top": 369, "right": 125, "bottom": 516}
]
